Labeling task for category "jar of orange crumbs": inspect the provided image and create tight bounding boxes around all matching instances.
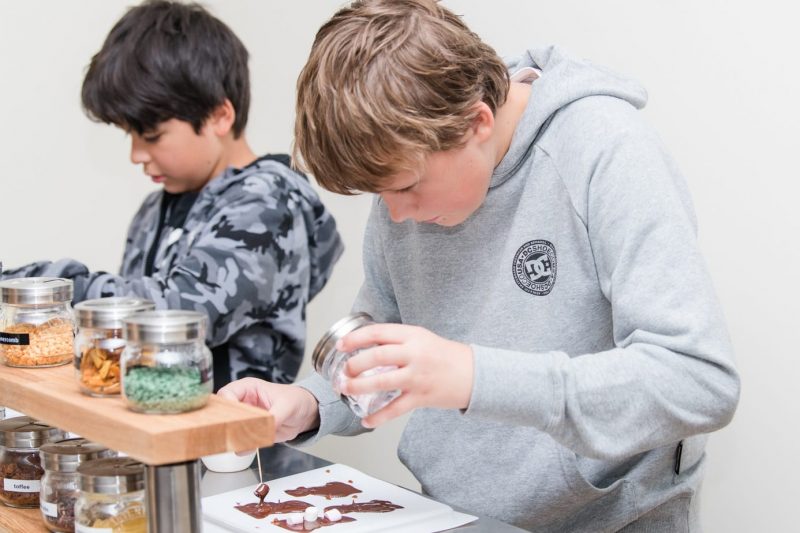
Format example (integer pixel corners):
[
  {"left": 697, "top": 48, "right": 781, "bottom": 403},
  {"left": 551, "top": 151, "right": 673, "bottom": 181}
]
[{"left": 0, "top": 278, "right": 75, "bottom": 367}]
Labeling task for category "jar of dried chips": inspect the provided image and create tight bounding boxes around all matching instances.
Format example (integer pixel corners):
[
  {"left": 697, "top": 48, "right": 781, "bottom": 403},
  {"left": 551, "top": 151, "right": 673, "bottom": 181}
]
[
  {"left": 121, "top": 310, "right": 213, "bottom": 414},
  {"left": 0, "top": 278, "right": 75, "bottom": 367},
  {"left": 74, "top": 458, "right": 146, "bottom": 533},
  {"left": 74, "top": 298, "right": 155, "bottom": 397}
]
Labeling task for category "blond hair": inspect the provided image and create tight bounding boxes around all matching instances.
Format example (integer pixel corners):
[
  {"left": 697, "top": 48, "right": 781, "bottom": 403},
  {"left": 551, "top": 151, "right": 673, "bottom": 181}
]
[{"left": 293, "top": 0, "right": 509, "bottom": 194}]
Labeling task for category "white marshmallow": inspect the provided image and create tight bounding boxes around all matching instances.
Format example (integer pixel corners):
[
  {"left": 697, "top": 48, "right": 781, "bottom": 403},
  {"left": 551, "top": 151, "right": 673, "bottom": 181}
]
[
  {"left": 304, "top": 507, "right": 320, "bottom": 522},
  {"left": 324, "top": 508, "right": 343, "bottom": 522},
  {"left": 286, "top": 513, "right": 304, "bottom": 525}
]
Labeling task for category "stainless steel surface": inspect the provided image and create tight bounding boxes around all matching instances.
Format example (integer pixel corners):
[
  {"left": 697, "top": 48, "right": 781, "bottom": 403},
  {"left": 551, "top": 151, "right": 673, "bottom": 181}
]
[
  {"left": 200, "top": 444, "right": 526, "bottom": 532},
  {"left": 75, "top": 297, "right": 155, "bottom": 329},
  {"left": 0, "top": 416, "right": 65, "bottom": 449},
  {"left": 0, "top": 277, "right": 72, "bottom": 305},
  {"left": 147, "top": 459, "right": 203, "bottom": 532},
  {"left": 125, "top": 310, "right": 206, "bottom": 344},
  {"left": 79, "top": 457, "right": 145, "bottom": 493}
]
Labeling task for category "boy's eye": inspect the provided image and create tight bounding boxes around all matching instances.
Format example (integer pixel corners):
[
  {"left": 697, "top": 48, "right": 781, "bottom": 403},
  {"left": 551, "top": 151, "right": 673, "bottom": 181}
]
[{"left": 143, "top": 133, "right": 163, "bottom": 143}]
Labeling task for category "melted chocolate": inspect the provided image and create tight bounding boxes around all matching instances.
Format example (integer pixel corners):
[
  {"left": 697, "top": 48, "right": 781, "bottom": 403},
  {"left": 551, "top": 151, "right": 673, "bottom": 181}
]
[
  {"left": 325, "top": 499, "right": 404, "bottom": 514},
  {"left": 285, "top": 481, "right": 362, "bottom": 499},
  {"left": 235, "top": 500, "right": 311, "bottom": 519},
  {"left": 254, "top": 483, "right": 270, "bottom": 505},
  {"left": 271, "top": 515, "right": 357, "bottom": 531}
]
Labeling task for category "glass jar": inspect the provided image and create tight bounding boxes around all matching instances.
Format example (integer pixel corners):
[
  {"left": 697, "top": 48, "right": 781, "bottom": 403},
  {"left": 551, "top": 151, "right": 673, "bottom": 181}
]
[
  {"left": 74, "top": 457, "right": 146, "bottom": 533},
  {"left": 121, "top": 310, "right": 213, "bottom": 414},
  {"left": 40, "top": 438, "right": 115, "bottom": 533},
  {"left": 312, "top": 312, "right": 401, "bottom": 418},
  {"left": 74, "top": 298, "right": 155, "bottom": 397},
  {"left": 0, "top": 416, "right": 67, "bottom": 508},
  {"left": 0, "top": 277, "right": 75, "bottom": 367}
]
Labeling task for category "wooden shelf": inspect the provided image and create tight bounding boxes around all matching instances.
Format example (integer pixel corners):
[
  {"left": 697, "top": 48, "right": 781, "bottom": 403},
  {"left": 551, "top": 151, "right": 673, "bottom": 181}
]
[
  {"left": 0, "top": 364, "right": 274, "bottom": 465},
  {"left": 0, "top": 506, "right": 45, "bottom": 532}
]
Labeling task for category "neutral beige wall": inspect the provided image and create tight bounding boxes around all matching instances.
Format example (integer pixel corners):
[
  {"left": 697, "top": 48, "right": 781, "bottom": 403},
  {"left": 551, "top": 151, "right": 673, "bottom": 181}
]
[{"left": 1, "top": 2, "right": 798, "bottom": 531}]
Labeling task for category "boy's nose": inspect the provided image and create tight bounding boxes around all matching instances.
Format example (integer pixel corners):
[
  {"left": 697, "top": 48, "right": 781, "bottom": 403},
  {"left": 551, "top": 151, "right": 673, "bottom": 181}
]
[
  {"left": 381, "top": 194, "right": 412, "bottom": 223},
  {"left": 129, "top": 138, "right": 150, "bottom": 165}
]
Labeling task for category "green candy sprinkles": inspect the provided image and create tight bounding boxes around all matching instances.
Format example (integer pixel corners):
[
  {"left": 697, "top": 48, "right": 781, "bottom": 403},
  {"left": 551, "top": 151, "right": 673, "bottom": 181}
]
[{"left": 123, "top": 366, "right": 210, "bottom": 413}]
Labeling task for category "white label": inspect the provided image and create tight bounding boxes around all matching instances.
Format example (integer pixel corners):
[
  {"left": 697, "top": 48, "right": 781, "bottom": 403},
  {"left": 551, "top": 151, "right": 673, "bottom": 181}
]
[
  {"left": 40, "top": 499, "right": 58, "bottom": 517},
  {"left": 75, "top": 524, "right": 113, "bottom": 533},
  {"left": 3, "top": 477, "right": 40, "bottom": 492}
]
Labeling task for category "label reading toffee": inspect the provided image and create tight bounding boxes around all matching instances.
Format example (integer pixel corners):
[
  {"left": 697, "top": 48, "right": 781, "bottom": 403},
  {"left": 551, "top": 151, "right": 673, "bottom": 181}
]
[
  {"left": 3, "top": 478, "right": 40, "bottom": 492},
  {"left": 0, "top": 332, "right": 30, "bottom": 346}
]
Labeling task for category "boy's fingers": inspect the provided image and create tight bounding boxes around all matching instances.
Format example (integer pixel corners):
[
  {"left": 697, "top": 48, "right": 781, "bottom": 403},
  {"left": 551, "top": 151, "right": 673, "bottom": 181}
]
[
  {"left": 336, "top": 323, "right": 414, "bottom": 352},
  {"left": 360, "top": 393, "right": 416, "bottom": 428},
  {"left": 340, "top": 364, "right": 409, "bottom": 396},
  {"left": 344, "top": 344, "right": 409, "bottom": 377}
]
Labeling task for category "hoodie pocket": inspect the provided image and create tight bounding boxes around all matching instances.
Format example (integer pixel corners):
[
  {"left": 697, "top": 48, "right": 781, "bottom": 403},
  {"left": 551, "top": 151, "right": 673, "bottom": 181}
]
[{"left": 553, "top": 445, "right": 637, "bottom": 531}]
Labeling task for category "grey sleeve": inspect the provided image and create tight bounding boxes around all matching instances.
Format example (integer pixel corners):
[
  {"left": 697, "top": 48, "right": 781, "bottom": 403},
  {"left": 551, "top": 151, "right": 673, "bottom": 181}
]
[{"left": 465, "top": 116, "right": 740, "bottom": 460}]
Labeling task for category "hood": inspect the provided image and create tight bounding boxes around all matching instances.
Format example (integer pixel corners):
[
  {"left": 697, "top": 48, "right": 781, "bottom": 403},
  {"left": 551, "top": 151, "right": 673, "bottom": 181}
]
[{"left": 491, "top": 45, "right": 649, "bottom": 187}]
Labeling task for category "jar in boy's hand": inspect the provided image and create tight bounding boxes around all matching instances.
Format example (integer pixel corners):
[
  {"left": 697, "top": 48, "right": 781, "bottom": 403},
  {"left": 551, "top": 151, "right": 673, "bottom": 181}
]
[
  {"left": 0, "top": 278, "right": 75, "bottom": 368},
  {"left": 312, "top": 313, "right": 401, "bottom": 418},
  {"left": 121, "top": 310, "right": 213, "bottom": 414}
]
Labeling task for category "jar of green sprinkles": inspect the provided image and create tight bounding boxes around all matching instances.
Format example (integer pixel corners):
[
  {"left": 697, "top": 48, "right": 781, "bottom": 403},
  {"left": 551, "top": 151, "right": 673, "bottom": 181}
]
[{"left": 120, "top": 310, "right": 213, "bottom": 414}]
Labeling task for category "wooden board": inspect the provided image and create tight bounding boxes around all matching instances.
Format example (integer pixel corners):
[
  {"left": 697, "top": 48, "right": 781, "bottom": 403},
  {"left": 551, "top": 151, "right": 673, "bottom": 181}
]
[
  {"left": 0, "top": 506, "right": 47, "bottom": 533},
  {"left": 0, "top": 364, "right": 274, "bottom": 465}
]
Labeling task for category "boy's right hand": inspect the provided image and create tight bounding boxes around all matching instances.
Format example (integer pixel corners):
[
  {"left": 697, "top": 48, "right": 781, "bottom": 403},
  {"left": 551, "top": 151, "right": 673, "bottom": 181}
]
[{"left": 217, "top": 378, "right": 321, "bottom": 443}]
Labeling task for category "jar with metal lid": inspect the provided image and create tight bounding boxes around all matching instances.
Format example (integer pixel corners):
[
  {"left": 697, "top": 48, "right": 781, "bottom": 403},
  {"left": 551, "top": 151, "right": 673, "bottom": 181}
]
[
  {"left": 0, "top": 416, "right": 67, "bottom": 508},
  {"left": 74, "top": 298, "right": 155, "bottom": 397},
  {"left": 312, "top": 312, "right": 401, "bottom": 418},
  {"left": 121, "top": 310, "right": 213, "bottom": 414},
  {"left": 0, "top": 277, "right": 75, "bottom": 367},
  {"left": 40, "top": 438, "right": 115, "bottom": 532},
  {"left": 74, "top": 457, "right": 146, "bottom": 533}
]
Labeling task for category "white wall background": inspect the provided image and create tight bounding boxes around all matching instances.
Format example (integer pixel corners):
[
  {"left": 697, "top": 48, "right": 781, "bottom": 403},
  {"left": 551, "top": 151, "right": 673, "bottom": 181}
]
[{"left": 0, "top": 1, "right": 797, "bottom": 531}]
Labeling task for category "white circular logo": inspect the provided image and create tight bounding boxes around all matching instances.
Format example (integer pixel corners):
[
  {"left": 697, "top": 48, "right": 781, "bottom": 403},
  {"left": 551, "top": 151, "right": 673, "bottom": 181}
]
[{"left": 512, "top": 239, "right": 557, "bottom": 296}]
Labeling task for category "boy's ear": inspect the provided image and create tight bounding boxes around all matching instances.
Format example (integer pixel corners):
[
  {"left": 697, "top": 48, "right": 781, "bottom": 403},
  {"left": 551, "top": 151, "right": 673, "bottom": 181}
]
[
  {"left": 469, "top": 101, "right": 495, "bottom": 144},
  {"left": 207, "top": 99, "right": 236, "bottom": 137}
]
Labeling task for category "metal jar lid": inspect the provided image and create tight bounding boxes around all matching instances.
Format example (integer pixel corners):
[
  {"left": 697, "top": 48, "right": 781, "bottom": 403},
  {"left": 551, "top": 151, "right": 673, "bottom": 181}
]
[
  {"left": 311, "top": 312, "right": 374, "bottom": 372},
  {"left": 40, "top": 438, "right": 113, "bottom": 472},
  {"left": 78, "top": 457, "right": 145, "bottom": 494},
  {"left": 75, "top": 297, "right": 156, "bottom": 330},
  {"left": 124, "top": 310, "right": 207, "bottom": 344},
  {"left": 0, "top": 277, "right": 73, "bottom": 305},
  {"left": 0, "top": 416, "right": 66, "bottom": 449}
]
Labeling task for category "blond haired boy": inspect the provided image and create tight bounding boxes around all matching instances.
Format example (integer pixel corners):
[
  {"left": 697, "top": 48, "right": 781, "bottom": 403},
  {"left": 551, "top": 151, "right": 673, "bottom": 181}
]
[{"left": 220, "top": 1, "right": 740, "bottom": 530}]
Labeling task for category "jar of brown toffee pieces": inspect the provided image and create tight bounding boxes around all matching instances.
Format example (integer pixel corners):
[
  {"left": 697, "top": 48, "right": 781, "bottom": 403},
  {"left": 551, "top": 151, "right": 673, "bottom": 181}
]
[
  {"left": 74, "top": 458, "right": 146, "bottom": 533},
  {"left": 0, "top": 277, "right": 75, "bottom": 367},
  {"left": 0, "top": 416, "right": 67, "bottom": 508},
  {"left": 40, "top": 438, "right": 116, "bottom": 533},
  {"left": 74, "top": 298, "right": 155, "bottom": 397}
]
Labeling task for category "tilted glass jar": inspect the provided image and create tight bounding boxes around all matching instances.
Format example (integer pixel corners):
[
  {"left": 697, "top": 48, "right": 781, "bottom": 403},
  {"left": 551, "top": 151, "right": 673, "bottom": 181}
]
[
  {"left": 121, "top": 310, "right": 213, "bottom": 414},
  {"left": 74, "top": 457, "right": 146, "bottom": 533},
  {"left": 39, "top": 438, "right": 115, "bottom": 533},
  {"left": 0, "top": 416, "right": 67, "bottom": 508},
  {"left": 74, "top": 298, "right": 155, "bottom": 397},
  {"left": 312, "top": 312, "right": 401, "bottom": 418},
  {"left": 0, "top": 277, "right": 75, "bottom": 367}
]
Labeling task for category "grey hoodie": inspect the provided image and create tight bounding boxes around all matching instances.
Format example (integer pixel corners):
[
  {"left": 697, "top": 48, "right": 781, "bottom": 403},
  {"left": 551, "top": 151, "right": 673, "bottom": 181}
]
[{"left": 295, "top": 46, "right": 740, "bottom": 532}]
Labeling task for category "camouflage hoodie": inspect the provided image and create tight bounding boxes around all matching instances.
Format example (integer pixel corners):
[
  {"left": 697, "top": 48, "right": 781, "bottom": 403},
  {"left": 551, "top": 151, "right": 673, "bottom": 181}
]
[{"left": 2, "top": 155, "right": 343, "bottom": 385}]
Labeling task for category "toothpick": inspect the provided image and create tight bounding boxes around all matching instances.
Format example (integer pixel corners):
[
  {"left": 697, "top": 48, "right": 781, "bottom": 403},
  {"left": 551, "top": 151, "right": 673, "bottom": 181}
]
[{"left": 256, "top": 449, "right": 263, "bottom": 485}]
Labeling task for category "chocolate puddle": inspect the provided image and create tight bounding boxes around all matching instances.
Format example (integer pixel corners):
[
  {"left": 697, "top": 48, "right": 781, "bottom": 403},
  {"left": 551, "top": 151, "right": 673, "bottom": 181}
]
[
  {"left": 285, "top": 481, "right": 362, "bottom": 499},
  {"left": 235, "top": 500, "right": 311, "bottom": 519},
  {"left": 325, "top": 499, "right": 404, "bottom": 514}
]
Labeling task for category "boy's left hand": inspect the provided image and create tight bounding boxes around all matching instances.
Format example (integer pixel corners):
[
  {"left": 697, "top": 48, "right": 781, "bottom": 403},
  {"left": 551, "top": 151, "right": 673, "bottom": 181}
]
[{"left": 335, "top": 324, "right": 474, "bottom": 428}]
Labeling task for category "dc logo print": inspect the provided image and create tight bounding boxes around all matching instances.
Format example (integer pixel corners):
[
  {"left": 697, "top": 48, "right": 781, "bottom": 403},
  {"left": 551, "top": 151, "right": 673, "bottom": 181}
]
[{"left": 512, "top": 239, "right": 557, "bottom": 296}]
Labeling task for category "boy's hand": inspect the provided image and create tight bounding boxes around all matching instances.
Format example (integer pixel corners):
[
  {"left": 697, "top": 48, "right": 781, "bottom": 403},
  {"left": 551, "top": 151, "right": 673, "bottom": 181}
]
[
  {"left": 336, "top": 324, "right": 474, "bottom": 428},
  {"left": 217, "top": 378, "right": 321, "bottom": 442}
]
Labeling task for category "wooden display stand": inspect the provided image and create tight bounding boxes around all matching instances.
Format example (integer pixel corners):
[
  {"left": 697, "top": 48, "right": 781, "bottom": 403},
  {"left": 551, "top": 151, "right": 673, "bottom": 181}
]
[{"left": 0, "top": 363, "right": 275, "bottom": 531}]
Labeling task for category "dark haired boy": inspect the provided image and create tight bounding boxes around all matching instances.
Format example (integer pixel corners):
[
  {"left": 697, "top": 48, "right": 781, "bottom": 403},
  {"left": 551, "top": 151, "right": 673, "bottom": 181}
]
[{"left": 2, "top": 0, "right": 343, "bottom": 389}]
